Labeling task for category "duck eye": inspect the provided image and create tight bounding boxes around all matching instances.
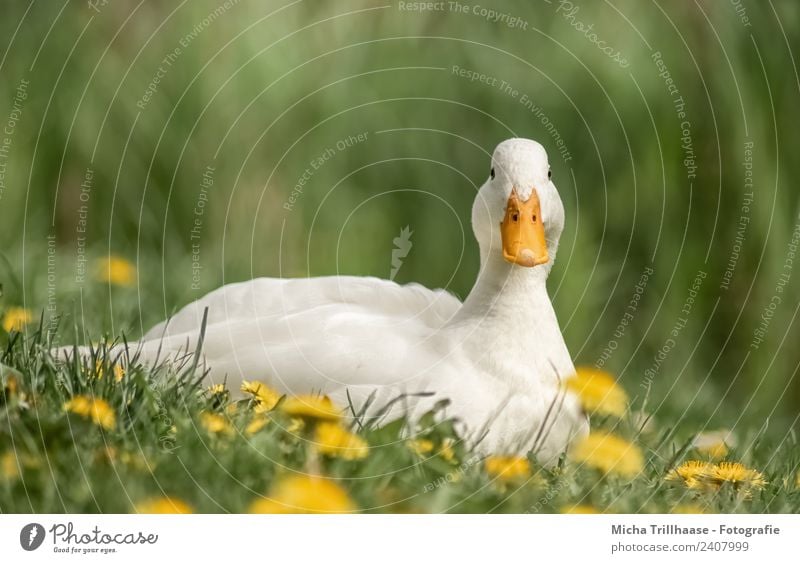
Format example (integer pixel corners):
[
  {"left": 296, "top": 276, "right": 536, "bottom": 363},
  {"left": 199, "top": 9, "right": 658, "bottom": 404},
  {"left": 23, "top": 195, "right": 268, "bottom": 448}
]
[
  {"left": 490, "top": 167, "right": 495, "bottom": 179},
  {"left": 548, "top": 170, "right": 552, "bottom": 180}
]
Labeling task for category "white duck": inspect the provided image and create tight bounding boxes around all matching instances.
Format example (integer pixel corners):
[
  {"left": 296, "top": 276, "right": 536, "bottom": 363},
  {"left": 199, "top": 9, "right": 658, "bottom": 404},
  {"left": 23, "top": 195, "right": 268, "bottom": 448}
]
[{"left": 81, "top": 138, "right": 588, "bottom": 462}]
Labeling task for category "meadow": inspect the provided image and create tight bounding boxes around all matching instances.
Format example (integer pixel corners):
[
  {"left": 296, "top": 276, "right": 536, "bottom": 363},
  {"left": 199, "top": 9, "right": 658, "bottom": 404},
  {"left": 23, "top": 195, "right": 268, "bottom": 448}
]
[
  {"left": 1, "top": 314, "right": 799, "bottom": 514},
  {"left": 1, "top": 1, "right": 799, "bottom": 513}
]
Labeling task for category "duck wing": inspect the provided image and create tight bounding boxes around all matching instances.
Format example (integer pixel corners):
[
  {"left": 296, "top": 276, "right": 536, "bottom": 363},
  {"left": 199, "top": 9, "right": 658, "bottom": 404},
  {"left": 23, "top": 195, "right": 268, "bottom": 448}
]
[
  {"left": 137, "top": 276, "right": 462, "bottom": 396},
  {"left": 143, "top": 276, "right": 460, "bottom": 340}
]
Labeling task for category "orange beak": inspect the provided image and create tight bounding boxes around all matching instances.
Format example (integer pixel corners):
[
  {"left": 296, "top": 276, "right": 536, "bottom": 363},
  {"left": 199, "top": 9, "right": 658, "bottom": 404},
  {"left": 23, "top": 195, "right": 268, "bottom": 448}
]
[{"left": 500, "top": 188, "right": 549, "bottom": 267}]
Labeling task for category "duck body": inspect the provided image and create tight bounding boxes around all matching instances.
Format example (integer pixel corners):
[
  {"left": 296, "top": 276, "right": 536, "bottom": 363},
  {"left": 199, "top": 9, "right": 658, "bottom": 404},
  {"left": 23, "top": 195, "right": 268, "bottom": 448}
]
[
  {"left": 66, "top": 138, "right": 589, "bottom": 462},
  {"left": 139, "top": 267, "right": 585, "bottom": 461}
]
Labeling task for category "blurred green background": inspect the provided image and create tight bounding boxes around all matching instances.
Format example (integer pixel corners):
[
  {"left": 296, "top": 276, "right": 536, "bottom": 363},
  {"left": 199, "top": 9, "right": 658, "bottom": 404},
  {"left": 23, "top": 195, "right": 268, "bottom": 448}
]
[{"left": 1, "top": 1, "right": 799, "bottom": 432}]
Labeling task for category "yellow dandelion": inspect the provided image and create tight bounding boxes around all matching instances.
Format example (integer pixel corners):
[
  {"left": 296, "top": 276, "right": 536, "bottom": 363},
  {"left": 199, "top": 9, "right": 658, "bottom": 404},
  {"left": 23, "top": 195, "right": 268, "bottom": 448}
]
[
  {"left": 248, "top": 475, "right": 355, "bottom": 514},
  {"left": 94, "top": 255, "right": 136, "bottom": 287},
  {"left": 286, "top": 417, "right": 304, "bottom": 434},
  {"left": 95, "top": 360, "right": 125, "bottom": 382},
  {"left": 710, "top": 461, "right": 767, "bottom": 489},
  {"left": 564, "top": 367, "right": 628, "bottom": 417},
  {"left": 1, "top": 451, "right": 20, "bottom": 480},
  {"left": 666, "top": 460, "right": 715, "bottom": 489},
  {"left": 245, "top": 416, "right": 269, "bottom": 435},
  {"left": 3, "top": 373, "right": 19, "bottom": 398},
  {"left": 439, "top": 438, "right": 456, "bottom": 462},
  {"left": 406, "top": 439, "right": 435, "bottom": 457},
  {"left": 241, "top": 380, "right": 281, "bottom": 411},
  {"left": 2, "top": 307, "right": 33, "bottom": 333},
  {"left": 280, "top": 395, "right": 341, "bottom": 422},
  {"left": 570, "top": 431, "right": 643, "bottom": 477},
  {"left": 314, "top": 422, "right": 368, "bottom": 460},
  {"left": 692, "top": 430, "right": 736, "bottom": 459},
  {"left": 561, "top": 504, "right": 599, "bottom": 514},
  {"left": 485, "top": 456, "right": 532, "bottom": 481},
  {"left": 63, "top": 395, "right": 116, "bottom": 430},
  {"left": 134, "top": 497, "right": 193, "bottom": 514},
  {"left": 199, "top": 411, "right": 233, "bottom": 435},
  {"left": 208, "top": 383, "right": 226, "bottom": 396}
]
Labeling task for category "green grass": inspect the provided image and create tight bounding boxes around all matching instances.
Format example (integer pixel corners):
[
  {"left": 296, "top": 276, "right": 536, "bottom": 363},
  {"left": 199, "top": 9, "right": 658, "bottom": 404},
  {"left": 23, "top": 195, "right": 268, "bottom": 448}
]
[
  {"left": 2, "top": 1, "right": 800, "bottom": 421},
  {"left": 1, "top": 321, "right": 799, "bottom": 514}
]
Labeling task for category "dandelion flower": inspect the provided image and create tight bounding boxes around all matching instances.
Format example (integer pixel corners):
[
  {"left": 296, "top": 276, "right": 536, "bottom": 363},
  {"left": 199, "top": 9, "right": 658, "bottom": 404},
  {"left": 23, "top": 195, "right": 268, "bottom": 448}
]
[
  {"left": 564, "top": 367, "right": 628, "bottom": 417},
  {"left": 94, "top": 255, "right": 136, "bottom": 287},
  {"left": 280, "top": 395, "right": 341, "bottom": 422},
  {"left": 485, "top": 456, "right": 532, "bottom": 481},
  {"left": 241, "top": 380, "right": 281, "bottom": 411},
  {"left": 199, "top": 411, "right": 233, "bottom": 435},
  {"left": 2, "top": 373, "right": 20, "bottom": 398},
  {"left": 64, "top": 395, "right": 116, "bottom": 430},
  {"left": 2, "top": 307, "right": 33, "bottom": 333},
  {"left": 314, "top": 422, "right": 368, "bottom": 460},
  {"left": 406, "top": 439, "right": 435, "bottom": 457},
  {"left": 248, "top": 475, "right": 355, "bottom": 514},
  {"left": 561, "top": 504, "right": 599, "bottom": 514},
  {"left": 208, "top": 383, "right": 226, "bottom": 396},
  {"left": 245, "top": 416, "right": 269, "bottom": 435},
  {"left": 710, "top": 462, "right": 767, "bottom": 489},
  {"left": 666, "top": 460, "right": 715, "bottom": 489},
  {"left": 439, "top": 438, "right": 456, "bottom": 462},
  {"left": 286, "top": 417, "right": 304, "bottom": 434},
  {"left": 570, "top": 431, "right": 643, "bottom": 477},
  {"left": 95, "top": 360, "right": 124, "bottom": 382},
  {"left": 1, "top": 451, "right": 20, "bottom": 480},
  {"left": 134, "top": 497, "right": 193, "bottom": 514}
]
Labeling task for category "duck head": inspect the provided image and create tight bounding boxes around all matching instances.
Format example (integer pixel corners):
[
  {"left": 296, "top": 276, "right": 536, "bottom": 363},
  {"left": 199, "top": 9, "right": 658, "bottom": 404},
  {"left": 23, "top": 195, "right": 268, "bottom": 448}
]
[{"left": 472, "top": 138, "right": 565, "bottom": 275}]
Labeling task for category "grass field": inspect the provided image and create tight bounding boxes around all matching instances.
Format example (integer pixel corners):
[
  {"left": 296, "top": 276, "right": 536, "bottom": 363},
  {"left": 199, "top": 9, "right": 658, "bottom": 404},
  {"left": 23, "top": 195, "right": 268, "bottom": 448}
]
[
  {"left": 1, "top": 1, "right": 800, "bottom": 513},
  {"left": 1, "top": 312, "right": 799, "bottom": 514}
]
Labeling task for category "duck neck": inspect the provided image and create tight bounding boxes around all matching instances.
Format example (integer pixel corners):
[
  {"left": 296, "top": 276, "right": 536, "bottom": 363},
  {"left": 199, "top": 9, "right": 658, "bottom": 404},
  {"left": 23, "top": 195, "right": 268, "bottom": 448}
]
[
  {"left": 447, "top": 252, "right": 573, "bottom": 379},
  {"left": 452, "top": 252, "right": 551, "bottom": 324}
]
